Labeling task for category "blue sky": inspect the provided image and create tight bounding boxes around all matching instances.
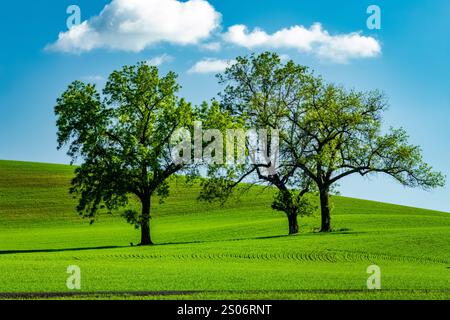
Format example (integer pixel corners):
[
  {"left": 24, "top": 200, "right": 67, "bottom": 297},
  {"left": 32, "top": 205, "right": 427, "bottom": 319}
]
[{"left": 0, "top": 0, "right": 449, "bottom": 211}]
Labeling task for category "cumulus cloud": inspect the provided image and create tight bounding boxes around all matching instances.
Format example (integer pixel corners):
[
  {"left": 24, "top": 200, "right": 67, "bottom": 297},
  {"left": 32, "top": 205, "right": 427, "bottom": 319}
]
[
  {"left": 146, "top": 54, "right": 174, "bottom": 66},
  {"left": 223, "top": 23, "right": 381, "bottom": 63},
  {"left": 45, "top": 0, "right": 380, "bottom": 65},
  {"left": 188, "top": 58, "right": 236, "bottom": 74},
  {"left": 46, "top": 0, "right": 221, "bottom": 53}
]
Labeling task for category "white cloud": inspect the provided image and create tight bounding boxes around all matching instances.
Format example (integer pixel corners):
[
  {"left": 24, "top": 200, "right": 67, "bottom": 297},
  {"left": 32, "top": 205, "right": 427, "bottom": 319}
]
[
  {"left": 188, "top": 58, "right": 236, "bottom": 74},
  {"left": 279, "top": 54, "right": 290, "bottom": 62},
  {"left": 201, "top": 42, "right": 222, "bottom": 52},
  {"left": 82, "top": 75, "right": 104, "bottom": 82},
  {"left": 223, "top": 23, "right": 381, "bottom": 63},
  {"left": 45, "top": 0, "right": 380, "bottom": 65},
  {"left": 146, "top": 54, "right": 174, "bottom": 66},
  {"left": 46, "top": 0, "right": 221, "bottom": 53}
]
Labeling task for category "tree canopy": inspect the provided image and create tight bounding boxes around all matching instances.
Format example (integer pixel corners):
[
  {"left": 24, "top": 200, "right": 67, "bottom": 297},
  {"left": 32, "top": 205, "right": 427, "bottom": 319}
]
[
  {"left": 200, "top": 52, "right": 318, "bottom": 234},
  {"left": 202, "top": 52, "right": 446, "bottom": 233},
  {"left": 289, "top": 73, "right": 446, "bottom": 231},
  {"left": 55, "top": 54, "right": 446, "bottom": 242},
  {"left": 55, "top": 62, "right": 197, "bottom": 245}
]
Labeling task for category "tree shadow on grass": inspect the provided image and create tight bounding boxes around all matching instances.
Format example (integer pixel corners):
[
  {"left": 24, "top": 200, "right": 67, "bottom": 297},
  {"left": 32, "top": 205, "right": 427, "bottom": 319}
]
[
  {"left": 156, "top": 230, "right": 366, "bottom": 246},
  {"left": 0, "top": 235, "right": 293, "bottom": 254},
  {"left": 0, "top": 230, "right": 367, "bottom": 254},
  {"left": 0, "top": 245, "right": 126, "bottom": 255}
]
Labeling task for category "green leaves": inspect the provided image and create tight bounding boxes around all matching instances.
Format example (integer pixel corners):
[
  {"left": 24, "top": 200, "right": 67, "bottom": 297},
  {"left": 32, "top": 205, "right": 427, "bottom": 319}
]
[
  {"left": 55, "top": 81, "right": 106, "bottom": 161},
  {"left": 201, "top": 52, "right": 318, "bottom": 228},
  {"left": 272, "top": 189, "right": 317, "bottom": 217},
  {"left": 291, "top": 73, "right": 445, "bottom": 192},
  {"left": 364, "top": 128, "right": 446, "bottom": 189},
  {"left": 55, "top": 54, "right": 446, "bottom": 236},
  {"left": 208, "top": 51, "right": 445, "bottom": 232},
  {"left": 55, "top": 62, "right": 197, "bottom": 225}
]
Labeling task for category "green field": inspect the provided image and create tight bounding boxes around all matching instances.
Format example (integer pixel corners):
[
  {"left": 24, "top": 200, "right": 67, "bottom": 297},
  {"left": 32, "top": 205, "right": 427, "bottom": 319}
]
[{"left": 0, "top": 159, "right": 449, "bottom": 300}]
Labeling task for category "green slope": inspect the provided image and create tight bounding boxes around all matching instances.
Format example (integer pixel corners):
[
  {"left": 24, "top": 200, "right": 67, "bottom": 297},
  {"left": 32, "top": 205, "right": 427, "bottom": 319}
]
[{"left": 0, "top": 160, "right": 449, "bottom": 300}]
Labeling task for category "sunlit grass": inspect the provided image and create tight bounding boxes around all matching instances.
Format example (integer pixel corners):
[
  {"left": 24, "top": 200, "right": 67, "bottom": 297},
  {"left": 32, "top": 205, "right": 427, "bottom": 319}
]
[{"left": 0, "top": 160, "right": 449, "bottom": 299}]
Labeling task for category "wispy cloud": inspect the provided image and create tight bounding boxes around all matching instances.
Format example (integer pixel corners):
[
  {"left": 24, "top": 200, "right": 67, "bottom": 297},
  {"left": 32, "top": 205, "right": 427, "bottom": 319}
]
[
  {"left": 279, "top": 54, "right": 290, "bottom": 62},
  {"left": 81, "top": 75, "right": 104, "bottom": 82},
  {"left": 146, "top": 54, "right": 174, "bottom": 66},
  {"left": 46, "top": 0, "right": 221, "bottom": 53},
  {"left": 201, "top": 42, "right": 222, "bottom": 52},
  {"left": 223, "top": 23, "right": 381, "bottom": 63},
  {"left": 188, "top": 58, "right": 236, "bottom": 74}
]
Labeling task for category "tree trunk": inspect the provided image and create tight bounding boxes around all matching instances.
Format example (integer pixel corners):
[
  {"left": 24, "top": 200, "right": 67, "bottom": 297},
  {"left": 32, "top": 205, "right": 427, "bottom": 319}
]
[
  {"left": 288, "top": 213, "right": 299, "bottom": 235},
  {"left": 139, "top": 196, "right": 153, "bottom": 246},
  {"left": 319, "top": 187, "right": 331, "bottom": 232}
]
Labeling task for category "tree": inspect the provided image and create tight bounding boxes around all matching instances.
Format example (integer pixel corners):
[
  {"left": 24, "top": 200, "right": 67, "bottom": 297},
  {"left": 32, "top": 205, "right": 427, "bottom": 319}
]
[
  {"left": 55, "top": 62, "right": 197, "bottom": 245},
  {"left": 288, "top": 75, "right": 446, "bottom": 232},
  {"left": 199, "top": 52, "right": 317, "bottom": 235},
  {"left": 211, "top": 51, "right": 445, "bottom": 234}
]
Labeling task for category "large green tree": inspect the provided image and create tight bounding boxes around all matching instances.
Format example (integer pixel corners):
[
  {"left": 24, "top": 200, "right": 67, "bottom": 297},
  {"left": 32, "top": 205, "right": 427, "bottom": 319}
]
[
  {"left": 55, "top": 62, "right": 197, "bottom": 245},
  {"left": 200, "top": 52, "right": 317, "bottom": 235},
  {"left": 212, "top": 52, "right": 445, "bottom": 233},
  {"left": 292, "top": 76, "right": 446, "bottom": 231}
]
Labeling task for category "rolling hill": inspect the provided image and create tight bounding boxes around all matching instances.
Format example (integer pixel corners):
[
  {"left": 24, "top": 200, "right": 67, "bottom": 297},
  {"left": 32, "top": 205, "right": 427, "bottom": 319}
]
[{"left": 0, "top": 160, "right": 449, "bottom": 299}]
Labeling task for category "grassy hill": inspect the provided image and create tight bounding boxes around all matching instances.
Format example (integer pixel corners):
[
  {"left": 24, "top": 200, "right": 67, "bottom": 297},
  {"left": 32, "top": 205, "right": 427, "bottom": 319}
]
[{"left": 0, "top": 160, "right": 449, "bottom": 299}]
